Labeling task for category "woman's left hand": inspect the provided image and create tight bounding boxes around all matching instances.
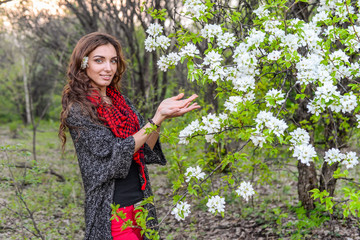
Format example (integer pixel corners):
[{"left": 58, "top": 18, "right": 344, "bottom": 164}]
[{"left": 153, "top": 93, "right": 200, "bottom": 124}]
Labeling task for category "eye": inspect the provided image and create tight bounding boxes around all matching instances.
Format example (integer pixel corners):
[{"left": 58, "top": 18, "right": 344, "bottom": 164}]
[
  {"left": 111, "top": 59, "right": 118, "bottom": 64},
  {"left": 95, "top": 59, "right": 103, "bottom": 63}
]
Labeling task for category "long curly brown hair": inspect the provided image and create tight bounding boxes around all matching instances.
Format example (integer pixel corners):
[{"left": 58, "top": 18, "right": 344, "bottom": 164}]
[{"left": 59, "top": 32, "right": 126, "bottom": 151}]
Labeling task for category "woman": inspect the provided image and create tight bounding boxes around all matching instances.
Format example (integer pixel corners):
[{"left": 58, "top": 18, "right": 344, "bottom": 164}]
[{"left": 59, "top": 32, "right": 200, "bottom": 240}]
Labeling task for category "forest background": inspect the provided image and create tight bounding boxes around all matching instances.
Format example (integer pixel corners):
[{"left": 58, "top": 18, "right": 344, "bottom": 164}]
[{"left": 1, "top": 0, "right": 360, "bottom": 239}]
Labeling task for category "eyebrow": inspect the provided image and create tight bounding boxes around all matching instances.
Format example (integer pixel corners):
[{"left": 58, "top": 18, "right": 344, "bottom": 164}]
[{"left": 92, "top": 55, "right": 118, "bottom": 59}]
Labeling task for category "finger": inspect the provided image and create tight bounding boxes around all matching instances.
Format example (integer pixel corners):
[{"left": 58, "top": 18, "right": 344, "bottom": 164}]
[
  {"left": 177, "top": 94, "right": 198, "bottom": 108},
  {"left": 176, "top": 103, "right": 201, "bottom": 116},
  {"left": 172, "top": 93, "right": 185, "bottom": 100}
]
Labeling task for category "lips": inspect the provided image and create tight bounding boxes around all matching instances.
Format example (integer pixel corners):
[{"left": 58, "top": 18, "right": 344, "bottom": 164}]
[{"left": 100, "top": 75, "right": 112, "bottom": 80}]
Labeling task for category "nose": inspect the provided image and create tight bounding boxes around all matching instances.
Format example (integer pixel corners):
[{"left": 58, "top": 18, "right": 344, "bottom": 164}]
[{"left": 104, "top": 61, "right": 112, "bottom": 72}]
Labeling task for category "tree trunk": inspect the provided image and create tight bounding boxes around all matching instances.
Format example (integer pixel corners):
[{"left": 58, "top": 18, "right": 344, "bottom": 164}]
[
  {"left": 21, "top": 54, "right": 31, "bottom": 125},
  {"left": 319, "top": 162, "right": 339, "bottom": 196},
  {"left": 297, "top": 161, "right": 318, "bottom": 210}
]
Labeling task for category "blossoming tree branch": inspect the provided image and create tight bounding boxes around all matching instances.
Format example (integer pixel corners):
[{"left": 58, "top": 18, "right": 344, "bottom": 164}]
[{"left": 140, "top": 0, "right": 360, "bottom": 233}]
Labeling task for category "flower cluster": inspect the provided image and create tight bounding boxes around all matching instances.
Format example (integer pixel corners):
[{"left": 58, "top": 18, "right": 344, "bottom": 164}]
[
  {"left": 178, "top": 113, "right": 228, "bottom": 144},
  {"left": 145, "top": 23, "right": 170, "bottom": 52},
  {"left": 201, "top": 113, "right": 228, "bottom": 144},
  {"left": 218, "top": 32, "right": 236, "bottom": 49},
  {"left": 323, "top": 149, "right": 359, "bottom": 169},
  {"left": 267, "top": 50, "right": 282, "bottom": 61},
  {"left": 203, "top": 50, "right": 223, "bottom": 69},
  {"left": 236, "top": 181, "right": 255, "bottom": 202},
  {"left": 289, "top": 128, "right": 317, "bottom": 166},
  {"left": 157, "top": 52, "right": 181, "bottom": 72},
  {"left": 293, "top": 144, "right": 317, "bottom": 166},
  {"left": 254, "top": 111, "right": 288, "bottom": 137},
  {"left": 183, "top": 0, "right": 206, "bottom": 18},
  {"left": 185, "top": 166, "right": 206, "bottom": 182},
  {"left": 224, "top": 92, "right": 255, "bottom": 113},
  {"left": 265, "top": 88, "right": 285, "bottom": 107},
  {"left": 171, "top": 201, "right": 191, "bottom": 221},
  {"left": 308, "top": 85, "right": 357, "bottom": 116},
  {"left": 201, "top": 24, "right": 222, "bottom": 39},
  {"left": 179, "top": 43, "right": 200, "bottom": 58},
  {"left": 324, "top": 148, "right": 345, "bottom": 165},
  {"left": 343, "top": 152, "right": 359, "bottom": 169},
  {"left": 206, "top": 195, "right": 225, "bottom": 214},
  {"left": 295, "top": 54, "right": 325, "bottom": 85},
  {"left": 250, "top": 111, "right": 288, "bottom": 148},
  {"left": 289, "top": 128, "right": 310, "bottom": 149},
  {"left": 253, "top": 5, "right": 269, "bottom": 18},
  {"left": 178, "top": 119, "right": 201, "bottom": 145}
]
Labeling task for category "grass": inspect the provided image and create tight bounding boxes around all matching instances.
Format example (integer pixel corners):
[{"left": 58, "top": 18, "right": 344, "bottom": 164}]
[
  {"left": 0, "top": 121, "right": 85, "bottom": 239},
  {"left": 1, "top": 120, "right": 360, "bottom": 239}
]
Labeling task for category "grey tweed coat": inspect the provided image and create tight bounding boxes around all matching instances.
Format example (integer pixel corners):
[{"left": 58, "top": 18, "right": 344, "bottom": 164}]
[{"left": 67, "top": 97, "right": 166, "bottom": 240}]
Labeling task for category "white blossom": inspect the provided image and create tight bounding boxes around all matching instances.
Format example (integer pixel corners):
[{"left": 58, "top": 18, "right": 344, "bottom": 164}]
[
  {"left": 200, "top": 113, "right": 227, "bottom": 143},
  {"left": 312, "top": 10, "right": 330, "bottom": 23},
  {"left": 146, "top": 23, "right": 163, "bottom": 37},
  {"left": 144, "top": 37, "right": 158, "bottom": 52},
  {"left": 236, "top": 181, "right": 255, "bottom": 202},
  {"left": 247, "top": 30, "right": 266, "bottom": 48},
  {"left": 253, "top": 5, "right": 269, "bottom": 18},
  {"left": 179, "top": 43, "right": 200, "bottom": 58},
  {"left": 201, "top": 24, "right": 222, "bottom": 39},
  {"left": 157, "top": 55, "right": 169, "bottom": 71},
  {"left": 178, "top": 119, "right": 201, "bottom": 144},
  {"left": 81, "top": 56, "right": 88, "bottom": 69},
  {"left": 203, "top": 50, "right": 223, "bottom": 68},
  {"left": 171, "top": 201, "right": 191, "bottom": 221},
  {"left": 265, "top": 88, "right": 285, "bottom": 107},
  {"left": 183, "top": 0, "right": 206, "bottom": 18},
  {"left": 205, "top": 66, "right": 227, "bottom": 82},
  {"left": 280, "top": 34, "right": 301, "bottom": 52},
  {"left": 250, "top": 130, "right": 266, "bottom": 148},
  {"left": 293, "top": 144, "right": 317, "bottom": 166},
  {"left": 232, "top": 74, "right": 255, "bottom": 92},
  {"left": 267, "top": 50, "right": 282, "bottom": 61},
  {"left": 263, "top": 20, "right": 282, "bottom": 35},
  {"left": 295, "top": 53, "right": 324, "bottom": 85},
  {"left": 329, "top": 50, "right": 349, "bottom": 66},
  {"left": 157, "top": 52, "right": 181, "bottom": 72},
  {"left": 356, "top": 114, "right": 360, "bottom": 128},
  {"left": 289, "top": 128, "right": 310, "bottom": 149},
  {"left": 218, "top": 32, "right": 236, "bottom": 49},
  {"left": 206, "top": 195, "right": 225, "bottom": 214},
  {"left": 324, "top": 148, "right": 345, "bottom": 165},
  {"left": 185, "top": 166, "right": 206, "bottom": 182},
  {"left": 224, "top": 95, "right": 253, "bottom": 112},
  {"left": 343, "top": 152, "right": 359, "bottom": 169},
  {"left": 156, "top": 35, "right": 171, "bottom": 50},
  {"left": 234, "top": 53, "right": 258, "bottom": 76},
  {"left": 255, "top": 111, "right": 288, "bottom": 137},
  {"left": 340, "top": 92, "right": 357, "bottom": 113}
]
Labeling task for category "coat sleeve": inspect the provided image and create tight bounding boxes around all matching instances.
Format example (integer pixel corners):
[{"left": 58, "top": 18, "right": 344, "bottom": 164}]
[
  {"left": 67, "top": 104, "right": 135, "bottom": 192},
  {"left": 123, "top": 96, "right": 167, "bottom": 165}
]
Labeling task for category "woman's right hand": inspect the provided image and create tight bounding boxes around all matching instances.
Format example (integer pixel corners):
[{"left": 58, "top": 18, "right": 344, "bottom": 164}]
[{"left": 152, "top": 93, "right": 201, "bottom": 125}]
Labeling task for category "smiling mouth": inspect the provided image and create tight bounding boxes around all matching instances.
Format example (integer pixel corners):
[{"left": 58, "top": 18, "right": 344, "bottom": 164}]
[{"left": 100, "top": 75, "right": 112, "bottom": 79}]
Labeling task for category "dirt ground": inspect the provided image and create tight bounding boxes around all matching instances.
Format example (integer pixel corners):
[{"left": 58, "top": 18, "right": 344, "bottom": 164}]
[
  {"left": 1, "top": 126, "right": 360, "bottom": 240},
  {"left": 149, "top": 166, "right": 360, "bottom": 240}
]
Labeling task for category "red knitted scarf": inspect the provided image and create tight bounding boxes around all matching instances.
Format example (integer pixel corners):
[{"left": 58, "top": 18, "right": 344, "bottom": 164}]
[{"left": 88, "top": 86, "right": 146, "bottom": 190}]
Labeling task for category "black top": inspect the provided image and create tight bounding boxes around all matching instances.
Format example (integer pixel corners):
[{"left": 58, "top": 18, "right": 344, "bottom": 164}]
[{"left": 113, "top": 160, "right": 144, "bottom": 207}]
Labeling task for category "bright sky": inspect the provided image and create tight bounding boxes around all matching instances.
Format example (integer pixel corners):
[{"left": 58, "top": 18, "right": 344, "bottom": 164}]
[
  {"left": 3, "top": 0, "right": 62, "bottom": 15},
  {"left": 2, "top": 0, "right": 63, "bottom": 29}
]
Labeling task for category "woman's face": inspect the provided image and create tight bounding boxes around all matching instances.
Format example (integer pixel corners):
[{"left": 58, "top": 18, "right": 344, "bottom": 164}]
[{"left": 86, "top": 43, "right": 118, "bottom": 94}]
